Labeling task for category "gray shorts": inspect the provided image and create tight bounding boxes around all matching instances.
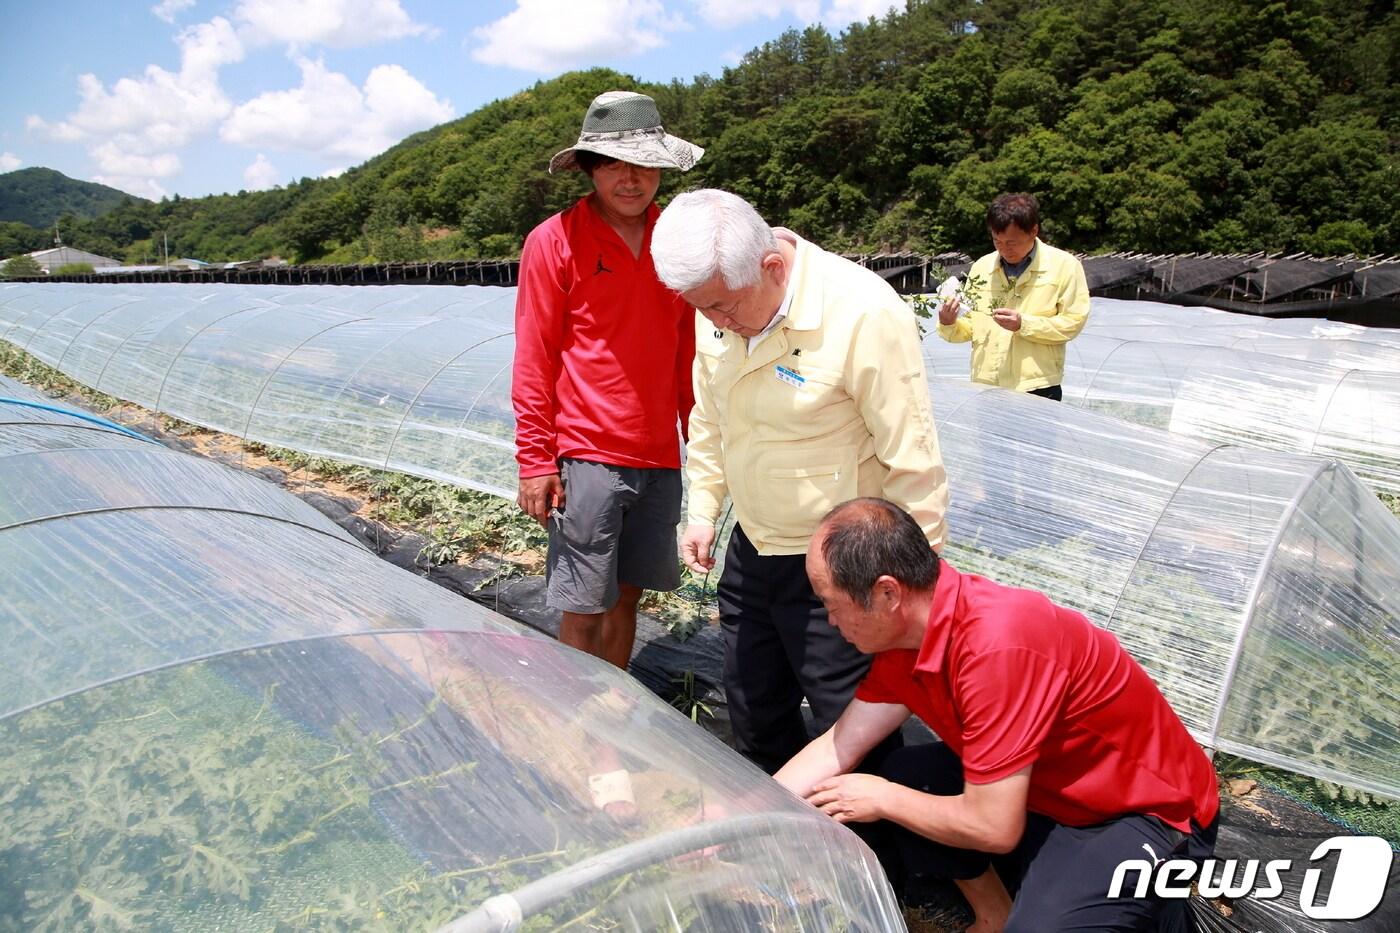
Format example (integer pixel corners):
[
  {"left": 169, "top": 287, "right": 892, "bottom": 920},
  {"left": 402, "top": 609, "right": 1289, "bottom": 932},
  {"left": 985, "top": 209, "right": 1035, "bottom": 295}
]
[{"left": 545, "top": 458, "right": 683, "bottom": 614}]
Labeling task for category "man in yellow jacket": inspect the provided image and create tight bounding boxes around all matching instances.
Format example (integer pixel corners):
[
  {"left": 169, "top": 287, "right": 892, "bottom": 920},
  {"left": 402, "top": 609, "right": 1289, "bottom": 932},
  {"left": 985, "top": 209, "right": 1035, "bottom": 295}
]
[
  {"left": 651, "top": 188, "right": 948, "bottom": 773},
  {"left": 937, "top": 193, "right": 1089, "bottom": 400}
]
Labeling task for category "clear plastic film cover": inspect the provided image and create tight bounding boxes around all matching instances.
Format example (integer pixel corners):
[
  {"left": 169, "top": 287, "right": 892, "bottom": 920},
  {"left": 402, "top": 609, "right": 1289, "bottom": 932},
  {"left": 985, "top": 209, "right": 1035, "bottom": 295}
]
[
  {"left": 0, "top": 398, "right": 903, "bottom": 931},
  {"left": 920, "top": 297, "right": 1400, "bottom": 496},
  {"left": 2, "top": 373, "right": 117, "bottom": 430},
  {"left": 2, "top": 631, "right": 901, "bottom": 932},
  {"left": 0, "top": 284, "right": 519, "bottom": 497},
  {"left": 933, "top": 383, "right": 1399, "bottom": 799}
]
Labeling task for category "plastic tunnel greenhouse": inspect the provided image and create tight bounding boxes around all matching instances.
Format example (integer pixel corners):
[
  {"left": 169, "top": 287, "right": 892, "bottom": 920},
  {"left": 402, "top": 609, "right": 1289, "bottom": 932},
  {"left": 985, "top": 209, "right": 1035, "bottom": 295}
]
[
  {"left": 920, "top": 298, "right": 1400, "bottom": 495},
  {"left": 1080, "top": 297, "right": 1400, "bottom": 368},
  {"left": 1, "top": 284, "right": 1397, "bottom": 797},
  {"left": 0, "top": 373, "right": 904, "bottom": 931},
  {"left": 933, "top": 383, "right": 1399, "bottom": 797},
  {"left": 0, "top": 282, "right": 521, "bottom": 496},
  {"left": 1063, "top": 335, "right": 1400, "bottom": 496},
  {"left": 1085, "top": 295, "right": 1400, "bottom": 334}
]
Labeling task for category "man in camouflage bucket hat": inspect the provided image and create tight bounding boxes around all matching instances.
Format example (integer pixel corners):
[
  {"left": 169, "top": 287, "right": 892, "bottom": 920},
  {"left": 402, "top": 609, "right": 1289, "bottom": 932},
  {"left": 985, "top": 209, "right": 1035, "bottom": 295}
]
[
  {"left": 512, "top": 92, "right": 703, "bottom": 671},
  {"left": 548, "top": 90, "right": 703, "bottom": 173}
]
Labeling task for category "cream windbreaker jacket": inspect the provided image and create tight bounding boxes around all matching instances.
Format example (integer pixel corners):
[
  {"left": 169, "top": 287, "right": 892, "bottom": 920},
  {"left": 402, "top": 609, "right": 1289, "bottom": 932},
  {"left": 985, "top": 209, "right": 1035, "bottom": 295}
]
[
  {"left": 685, "top": 234, "right": 948, "bottom": 556},
  {"left": 936, "top": 238, "right": 1090, "bottom": 391}
]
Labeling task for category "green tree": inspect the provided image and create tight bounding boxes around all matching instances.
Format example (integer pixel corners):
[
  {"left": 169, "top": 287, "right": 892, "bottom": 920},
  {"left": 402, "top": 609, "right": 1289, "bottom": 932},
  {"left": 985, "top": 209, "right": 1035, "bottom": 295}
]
[
  {"left": 1250, "top": 120, "right": 1396, "bottom": 249},
  {"left": 1171, "top": 96, "right": 1277, "bottom": 227},
  {"left": 927, "top": 130, "right": 1102, "bottom": 250},
  {"left": 2, "top": 253, "right": 43, "bottom": 278},
  {"left": 283, "top": 196, "right": 351, "bottom": 261},
  {"left": 1301, "top": 220, "right": 1373, "bottom": 256},
  {"left": 986, "top": 67, "right": 1066, "bottom": 146},
  {"left": 0, "top": 221, "right": 48, "bottom": 258},
  {"left": 1061, "top": 62, "right": 1186, "bottom": 170},
  {"left": 880, "top": 39, "right": 993, "bottom": 173},
  {"left": 1101, "top": 169, "right": 1203, "bottom": 251},
  {"left": 1236, "top": 39, "right": 1322, "bottom": 130},
  {"left": 52, "top": 262, "right": 96, "bottom": 275},
  {"left": 360, "top": 189, "right": 424, "bottom": 262},
  {"left": 1023, "top": 6, "right": 1091, "bottom": 85}
]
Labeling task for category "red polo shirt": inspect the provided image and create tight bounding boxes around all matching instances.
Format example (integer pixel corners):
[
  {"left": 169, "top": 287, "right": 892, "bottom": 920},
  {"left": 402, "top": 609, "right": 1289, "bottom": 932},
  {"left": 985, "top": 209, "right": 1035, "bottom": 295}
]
[
  {"left": 512, "top": 195, "right": 696, "bottom": 478},
  {"left": 855, "top": 561, "right": 1219, "bottom": 833}
]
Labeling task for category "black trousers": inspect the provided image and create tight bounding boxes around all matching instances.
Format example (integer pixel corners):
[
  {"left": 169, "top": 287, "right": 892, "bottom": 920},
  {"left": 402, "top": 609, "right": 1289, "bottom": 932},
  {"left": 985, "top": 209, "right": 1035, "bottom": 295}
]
[
  {"left": 854, "top": 743, "right": 1217, "bottom": 933},
  {"left": 1028, "top": 384, "right": 1063, "bottom": 401},
  {"left": 717, "top": 524, "right": 900, "bottom": 774}
]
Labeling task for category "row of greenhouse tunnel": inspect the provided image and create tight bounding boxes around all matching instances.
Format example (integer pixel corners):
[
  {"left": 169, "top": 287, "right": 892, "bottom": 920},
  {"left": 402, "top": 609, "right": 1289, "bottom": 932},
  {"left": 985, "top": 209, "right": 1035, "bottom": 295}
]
[
  {"left": 1, "top": 281, "right": 1397, "bottom": 930},
  {"left": 0, "top": 371, "right": 902, "bottom": 930}
]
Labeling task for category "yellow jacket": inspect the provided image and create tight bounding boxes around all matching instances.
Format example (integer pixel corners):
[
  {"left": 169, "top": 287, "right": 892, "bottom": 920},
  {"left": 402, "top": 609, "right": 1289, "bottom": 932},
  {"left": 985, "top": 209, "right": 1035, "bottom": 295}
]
[
  {"left": 686, "top": 234, "right": 948, "bottom": 555},
  {"left": 936, "top": 239, "right": 1089, "bottom": 391}
]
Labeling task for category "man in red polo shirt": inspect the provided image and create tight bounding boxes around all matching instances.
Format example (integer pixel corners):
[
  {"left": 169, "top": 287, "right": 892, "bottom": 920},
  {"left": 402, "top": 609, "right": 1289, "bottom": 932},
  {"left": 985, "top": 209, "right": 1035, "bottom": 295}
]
[
  {"left": 513, "top": 91, "right": 702, "bottom": 668},
  {"left": 776, "top": 498, "right": 1220, "bottom": 933}
]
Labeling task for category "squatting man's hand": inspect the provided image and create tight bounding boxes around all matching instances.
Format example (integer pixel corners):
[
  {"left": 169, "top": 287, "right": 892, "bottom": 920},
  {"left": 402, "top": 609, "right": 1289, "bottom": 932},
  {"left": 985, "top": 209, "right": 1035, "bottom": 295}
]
[
  {"left": 991, "top": 307, "right": 1022, "bottom": 331},
  {"left": 804, "top": 773, "right": 891, "bottom": 824},
  {"left": 680, "top": 523, "right": 717, "bottom": 574},
  {"left": 517, "top": 472, "right": 565, "bottom": 526}
]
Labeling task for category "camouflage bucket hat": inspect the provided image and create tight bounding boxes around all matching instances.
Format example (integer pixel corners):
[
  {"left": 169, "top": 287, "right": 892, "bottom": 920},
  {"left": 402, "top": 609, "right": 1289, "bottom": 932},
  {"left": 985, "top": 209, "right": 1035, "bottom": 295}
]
[{"left": 549, "top": 90, "right": 704, "bottom": 174}]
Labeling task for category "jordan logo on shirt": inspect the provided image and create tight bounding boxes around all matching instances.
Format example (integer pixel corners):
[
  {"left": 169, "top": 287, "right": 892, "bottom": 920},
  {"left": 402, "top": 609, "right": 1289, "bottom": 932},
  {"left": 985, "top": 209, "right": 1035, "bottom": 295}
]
[{"left": 595, "top": 256, "right": 613, "bottom": 276}]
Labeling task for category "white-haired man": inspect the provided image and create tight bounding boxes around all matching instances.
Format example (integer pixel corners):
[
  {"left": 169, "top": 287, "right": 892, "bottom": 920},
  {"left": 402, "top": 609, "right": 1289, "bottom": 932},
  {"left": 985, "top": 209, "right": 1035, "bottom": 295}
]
[
  {"left": 651, "top": 189, "right": 949, "bottom": 772},
  {"left": 512, "top": 91, "right": 703, "bottom": 669}
]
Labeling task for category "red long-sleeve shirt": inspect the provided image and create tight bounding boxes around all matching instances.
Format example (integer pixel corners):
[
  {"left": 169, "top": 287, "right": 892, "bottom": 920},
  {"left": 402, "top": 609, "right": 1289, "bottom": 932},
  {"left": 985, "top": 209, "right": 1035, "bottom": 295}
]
[{"left": 512, "top": 196, "right": 696, "bottom": 478}]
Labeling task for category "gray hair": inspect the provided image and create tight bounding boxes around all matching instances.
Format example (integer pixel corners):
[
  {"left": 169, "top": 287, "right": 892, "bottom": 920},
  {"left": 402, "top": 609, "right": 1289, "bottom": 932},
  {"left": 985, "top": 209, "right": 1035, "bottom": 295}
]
[{"left": 651, "top": 189, "right": 779, "bottom": 292}]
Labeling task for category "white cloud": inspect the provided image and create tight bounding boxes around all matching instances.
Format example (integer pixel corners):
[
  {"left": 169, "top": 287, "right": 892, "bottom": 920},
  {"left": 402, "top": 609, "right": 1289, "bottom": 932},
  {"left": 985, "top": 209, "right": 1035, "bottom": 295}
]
[
  {"left": 0, "top": 152, "right": 21, "bottom": 172},
  {"left": 234, "top": 0, "right": 436, "bottom": 49},
  {"left": 27, "top": 114, "right": 86, "bottom": 143},
  {"left": 691, "top": 0, "right": 895, "bottom": 29},
  {"left": 179, "top": 16, "right": 246, "bottom": 75},
  {"left": 94, "top": 176, "right": 169, "bottom": 200},
  {"left": 152, "top": 0, "right": 196, "bottom": 23},
  {"left": 822, "top": 0, "right": 899, "bottom": 26},
  {"left": 244, "top": 153, "right": 280, "bottom": 190},
  {"left": 25, "top": 18, "right": 241, "bottom": 199},
  {"left": 91, "top": 143, "right": 182, "bottom": 178},
  {"left": 220, "top": 58, "right": 454, "bottom": 162},
  {"left": 90, "top": 143, "right": 180, "bottom": 199},
  {"left": 24, "top": 3, "right": 442, "bottom": 196},
  {"left": 320, "top": 166, "right": 348, "bottom": 179},
  {"left": 472, "top": 0, "right": 688, "bottom": 73},
  {"left": 691, "top": 0, "right": 816, "bottom": 29},
  {"left": 28, "top": 17, "right": 242, "bottom": 154}
]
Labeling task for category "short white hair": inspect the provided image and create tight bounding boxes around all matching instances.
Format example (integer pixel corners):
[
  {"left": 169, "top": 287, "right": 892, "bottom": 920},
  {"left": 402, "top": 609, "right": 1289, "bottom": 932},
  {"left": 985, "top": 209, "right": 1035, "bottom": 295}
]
[{"left": 651, "top": 189, "right": 779, "bottom": 292}]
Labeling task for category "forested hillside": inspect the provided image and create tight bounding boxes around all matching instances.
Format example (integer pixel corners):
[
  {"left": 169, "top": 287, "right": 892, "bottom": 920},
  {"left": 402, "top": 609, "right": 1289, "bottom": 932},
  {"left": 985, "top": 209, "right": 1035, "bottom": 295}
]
[
  {"left": 12, "top": 0, "right": 1398, "bottom": 264},
  {"left": 0, "top": 168, "right": 141, "bottom": 228}
]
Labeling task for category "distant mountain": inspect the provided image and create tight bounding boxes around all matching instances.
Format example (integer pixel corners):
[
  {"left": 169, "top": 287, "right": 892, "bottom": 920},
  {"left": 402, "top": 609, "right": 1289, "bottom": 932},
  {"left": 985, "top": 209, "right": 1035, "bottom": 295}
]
[{"left": 0, "top": 167, "right": 146, "bottom": 227}]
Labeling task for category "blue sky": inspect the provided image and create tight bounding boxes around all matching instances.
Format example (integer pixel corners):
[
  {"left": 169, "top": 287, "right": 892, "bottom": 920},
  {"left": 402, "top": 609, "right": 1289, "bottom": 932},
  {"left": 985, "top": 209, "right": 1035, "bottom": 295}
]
[{"left": 0, "top": 0, "right": 900, "bottom": 201}]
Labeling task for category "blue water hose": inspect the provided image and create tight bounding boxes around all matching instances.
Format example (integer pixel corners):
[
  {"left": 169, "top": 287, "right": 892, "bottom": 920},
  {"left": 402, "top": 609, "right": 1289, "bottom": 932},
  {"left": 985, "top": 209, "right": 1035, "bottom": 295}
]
[{"left": 0, "top": 397, "right": 159, "bottom": 445}]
